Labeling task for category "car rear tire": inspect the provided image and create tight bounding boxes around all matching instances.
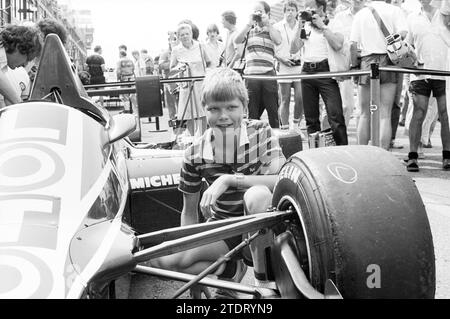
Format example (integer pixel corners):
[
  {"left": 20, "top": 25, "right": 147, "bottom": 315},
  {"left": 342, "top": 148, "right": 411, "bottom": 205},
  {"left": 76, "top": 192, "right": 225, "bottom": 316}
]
[{"left": 271, "top": 146, "right": 435, "bottom": 298}]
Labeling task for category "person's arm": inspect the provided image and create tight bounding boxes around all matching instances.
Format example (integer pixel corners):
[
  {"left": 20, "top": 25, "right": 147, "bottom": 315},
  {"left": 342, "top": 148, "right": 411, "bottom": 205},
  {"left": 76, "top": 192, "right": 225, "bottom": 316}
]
[
  {"left": 0, "top": 71, "right": 21, "bottom": 105},
  {"left": 169, "top": 49, "right": 180, "bottom": 72},
  {"left": 314, "top": 15, "right": 344, "bottom": 51},
  {"left": 116, "top": 61, "right": 121, "bottom": 81},
  {"left": 275, "top": 54, "right": 295, "bottom": 67},
  {"left": 323, "top": 28, "right": 344, "bottom": 51},
  {"left": 235, "top": 15, "right": 254, "bottom": 44},
  {"left": 200, "top": 45, "right": 212, "bottom": 68},
  {"left": 228, "top": 48, "right": 242, "bottom": 67},
  {"left": 199, "top": 173, "right": 279, "bottom": 218},
  {"left": 290, "top": 26, "right": 305, "bottom": 54},
  {"left": 290, "top": 19, "right": 307, "bottom": 54},
  {"left": 100, "top": 56, "right": 107, "bottom": 73},
  {"left": 227, "top": 36, "right": 243, "bottom": 67},
  {"left": 200, "top": 126, "right": 285, "bottom": 216},
  {"left": 262, "top": 15, "right": 282, "bottom": 46},
  {"left": 394, "top": 6, "right": 409, "bottom": 40},
  {"left": 181, "top": 192, "right": 202, "bottom": 225}
]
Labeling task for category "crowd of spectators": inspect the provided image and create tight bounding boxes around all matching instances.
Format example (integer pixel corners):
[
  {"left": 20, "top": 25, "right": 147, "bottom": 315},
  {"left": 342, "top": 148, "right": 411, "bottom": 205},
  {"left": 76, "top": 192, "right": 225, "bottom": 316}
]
[
  {"left": 2, "top": 0, "right": 449, "bottom": 174},
  {"left": 135, "top": 0, "right": 449, "bottom": 172}
]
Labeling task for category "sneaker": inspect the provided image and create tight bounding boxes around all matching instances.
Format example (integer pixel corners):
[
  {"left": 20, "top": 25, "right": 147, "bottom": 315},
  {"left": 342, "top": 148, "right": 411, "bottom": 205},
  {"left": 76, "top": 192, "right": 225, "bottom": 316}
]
[
  {"left": 406, "top": 159, "right": 419, "bottom": 172},
  {"left": 443, "top": 159, "right": 450, "bottom": 170},
  {"left": 254, "top": 278, "right": 277, "bottom": 289},
  {"left": 422, "top": 141, "right": 433, "bottom": 148},
  {"left": 212, "top": 288, "right": 240, "bottom": 299},
  {"left": 389, "top": 140, "right": 404, "bottom": 149}
]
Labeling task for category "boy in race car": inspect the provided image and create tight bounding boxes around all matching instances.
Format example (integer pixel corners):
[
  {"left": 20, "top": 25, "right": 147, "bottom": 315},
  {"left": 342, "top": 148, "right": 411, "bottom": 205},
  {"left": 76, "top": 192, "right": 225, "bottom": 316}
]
[{"left": 151, "top": 67, "right": 286, "bottom": 298}]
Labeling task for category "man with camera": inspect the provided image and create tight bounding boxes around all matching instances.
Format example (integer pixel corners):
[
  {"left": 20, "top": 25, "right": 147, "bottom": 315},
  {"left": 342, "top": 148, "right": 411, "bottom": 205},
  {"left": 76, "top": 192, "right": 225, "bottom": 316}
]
[
  {"left": 273, "top": 0, "right": 304, "bottom": 132},
  {"left": 234, "top": 1, "right": 282, "bottom": 129},
  {"left": 290, "top": 0, "right": 348, "bottom": 145}
]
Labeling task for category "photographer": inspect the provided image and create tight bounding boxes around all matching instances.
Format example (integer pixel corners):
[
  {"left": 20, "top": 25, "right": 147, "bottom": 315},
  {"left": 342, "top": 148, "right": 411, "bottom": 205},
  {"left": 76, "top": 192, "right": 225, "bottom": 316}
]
[
  {"left": 273, "top": 0, "right": 304, "bottom": 131},
  {"left": 234, "top": 1, "right": 282, "bottom": 129},
  {"left": 290, "top": 0, "right": 348, "bottom": 145}
]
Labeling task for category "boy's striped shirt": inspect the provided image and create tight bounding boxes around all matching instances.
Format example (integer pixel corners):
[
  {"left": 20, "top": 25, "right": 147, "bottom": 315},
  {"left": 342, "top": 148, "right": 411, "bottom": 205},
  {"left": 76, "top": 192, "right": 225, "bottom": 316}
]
[{"left": 179, "top": 121, "right": 286, "bottom": 220}]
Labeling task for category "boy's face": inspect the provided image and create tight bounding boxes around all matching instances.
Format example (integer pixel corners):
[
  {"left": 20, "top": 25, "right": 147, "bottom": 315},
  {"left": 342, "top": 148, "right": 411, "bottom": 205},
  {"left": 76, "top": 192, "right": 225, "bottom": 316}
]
[{"left": 205, "top": 98, "right": 245, "bottom": 130}]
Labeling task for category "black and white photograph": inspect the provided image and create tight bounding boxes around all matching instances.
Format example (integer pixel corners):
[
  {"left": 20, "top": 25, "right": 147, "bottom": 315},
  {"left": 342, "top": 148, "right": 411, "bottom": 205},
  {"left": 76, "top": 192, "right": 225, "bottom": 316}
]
[{"left": 0, "top": 0, "right": 449, "bottom": 304}]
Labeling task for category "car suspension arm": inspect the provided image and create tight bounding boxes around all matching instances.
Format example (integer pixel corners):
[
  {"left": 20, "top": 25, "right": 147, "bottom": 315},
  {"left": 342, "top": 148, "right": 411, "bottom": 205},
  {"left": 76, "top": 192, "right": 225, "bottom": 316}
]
[
  {"left": 133, "top": 210, "right": 293, "bottom": 262},
  {"left": 137, "top": 214, "right": 258, "bottom": 247},
  {"left": 133, "top": 265, "right": 277, "bottom": 298},
  {"left": 170, "top": 231, "right": 261, "bottom": 299}
]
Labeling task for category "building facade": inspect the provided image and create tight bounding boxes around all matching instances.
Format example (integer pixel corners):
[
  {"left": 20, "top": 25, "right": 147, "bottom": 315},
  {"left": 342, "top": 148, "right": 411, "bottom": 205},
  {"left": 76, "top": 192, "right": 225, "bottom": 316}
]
[{"left": 0, "top": 0, "right": 93, "bottom": 70}]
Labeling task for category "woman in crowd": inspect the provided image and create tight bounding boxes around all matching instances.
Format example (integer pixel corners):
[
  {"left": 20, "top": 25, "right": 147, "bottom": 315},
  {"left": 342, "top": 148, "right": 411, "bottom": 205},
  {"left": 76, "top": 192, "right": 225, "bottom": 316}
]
[{"left": 170, "top": 23, "right": 211, "bottom": 136}]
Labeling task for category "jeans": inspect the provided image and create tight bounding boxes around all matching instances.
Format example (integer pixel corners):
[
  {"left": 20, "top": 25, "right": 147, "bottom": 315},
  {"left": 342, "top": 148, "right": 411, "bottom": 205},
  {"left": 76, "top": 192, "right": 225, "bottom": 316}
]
[
  {"left": 302, "top": 63, "right": 348, "bottom": 145},
  {"left": 246, "top": 70, "right": 280, "bottom": 128}
]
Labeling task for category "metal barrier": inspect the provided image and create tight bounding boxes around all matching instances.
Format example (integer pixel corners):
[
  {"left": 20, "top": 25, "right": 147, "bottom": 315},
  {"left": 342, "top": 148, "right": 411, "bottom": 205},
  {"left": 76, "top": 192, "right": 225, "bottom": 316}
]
[{"left": 85, "top": 64, "right": 450, "bottom": 147}]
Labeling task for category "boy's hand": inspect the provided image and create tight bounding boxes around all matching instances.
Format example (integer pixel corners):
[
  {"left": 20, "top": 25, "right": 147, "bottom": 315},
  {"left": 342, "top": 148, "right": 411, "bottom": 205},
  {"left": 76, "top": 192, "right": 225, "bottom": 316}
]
[{"left": 200, "top": 175, "right": 232, "bottom": 219}]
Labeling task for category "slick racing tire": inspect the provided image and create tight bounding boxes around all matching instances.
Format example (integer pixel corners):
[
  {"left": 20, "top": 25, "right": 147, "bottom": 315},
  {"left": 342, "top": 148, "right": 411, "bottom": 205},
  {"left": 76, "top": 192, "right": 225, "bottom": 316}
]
[{"left": 272, "top": 146, "right": 435, "bottom": 298}]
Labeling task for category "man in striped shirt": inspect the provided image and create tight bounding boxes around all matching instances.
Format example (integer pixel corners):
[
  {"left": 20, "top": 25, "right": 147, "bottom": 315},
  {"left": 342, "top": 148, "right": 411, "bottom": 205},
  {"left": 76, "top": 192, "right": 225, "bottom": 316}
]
[
  {"left": 235, "top": 1, "right": 282, "bottom": 129},
  {"left": 151, "top": 68, "right": 286, "bottom": 298}
]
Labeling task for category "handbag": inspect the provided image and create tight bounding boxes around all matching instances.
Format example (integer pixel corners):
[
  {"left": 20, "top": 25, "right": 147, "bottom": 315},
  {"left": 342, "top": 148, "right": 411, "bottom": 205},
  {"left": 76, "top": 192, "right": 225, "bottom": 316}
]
[{"left": 368, "top": 7, "right": 417, "bottom": 68}]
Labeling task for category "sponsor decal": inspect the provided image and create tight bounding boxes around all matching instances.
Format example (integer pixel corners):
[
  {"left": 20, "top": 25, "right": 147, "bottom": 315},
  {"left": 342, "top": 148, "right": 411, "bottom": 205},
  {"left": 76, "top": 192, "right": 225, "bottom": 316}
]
[
  {"left": 130, "top": 174, "right": 180, "bottom": 190},
  {"left": 327, "top": 162, "right": 358, "bottom": 184},
  {"left": 0, "top": 195, "right": 60, "bottom": 249},
  {"left": 0, "top": 108, "right": 68, "bottom": 250},
  {"left": 0, "top": 143, "right": 65, "bottom": 193},
  {"left": 0, "top": 248, "right": 54, "bottom": 299}
]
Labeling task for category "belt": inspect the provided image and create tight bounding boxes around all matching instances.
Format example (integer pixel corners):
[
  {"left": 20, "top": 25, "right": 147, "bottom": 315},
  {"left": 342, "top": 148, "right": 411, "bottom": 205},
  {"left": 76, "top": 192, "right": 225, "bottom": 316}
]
[{"left": 303, "top": 59, "right": 329, "bottom": 70}]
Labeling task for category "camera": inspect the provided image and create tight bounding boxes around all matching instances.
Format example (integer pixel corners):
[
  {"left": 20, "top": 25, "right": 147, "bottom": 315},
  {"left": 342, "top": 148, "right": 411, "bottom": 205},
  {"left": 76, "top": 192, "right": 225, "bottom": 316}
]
[
  {"left": 300, "top": 28, "right": 309, "bottom": 40},
  {"left": 289, "top": 59, "right": 301, "bottom": 66},
  {"left": 299, "top": 10, "right": 329, "bottom": 26},
  {"left": 252, "top": 11, "right": 263, "bottom": 23}
]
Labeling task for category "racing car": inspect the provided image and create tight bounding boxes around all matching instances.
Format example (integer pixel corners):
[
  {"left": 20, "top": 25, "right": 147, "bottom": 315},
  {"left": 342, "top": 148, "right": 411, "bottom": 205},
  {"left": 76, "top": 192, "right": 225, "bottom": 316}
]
[{"left": 0, "top": 35, "right": 435, "bottom": 299}]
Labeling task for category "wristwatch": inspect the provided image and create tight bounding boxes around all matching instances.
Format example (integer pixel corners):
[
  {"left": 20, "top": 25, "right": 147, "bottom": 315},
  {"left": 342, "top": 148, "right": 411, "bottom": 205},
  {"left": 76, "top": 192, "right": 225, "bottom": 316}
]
[{"left": 234, "top": 173, "right": 245, "bottom": 189}]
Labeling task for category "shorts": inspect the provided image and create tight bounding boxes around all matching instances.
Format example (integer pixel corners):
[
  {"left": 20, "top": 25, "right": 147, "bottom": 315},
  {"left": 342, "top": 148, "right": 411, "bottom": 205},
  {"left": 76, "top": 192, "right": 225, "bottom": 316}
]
[
  {"left": 277, "top": 63, "right": 302, "bottom": 84},
  {"left": 358, "top": 54, "right": 399, "bottom": 85},
  {"left": 409, "top": 79, "right": 446, "bottom": 98},
  {"left": 208, "top": 216, "right": 244, "bottom": 258}
]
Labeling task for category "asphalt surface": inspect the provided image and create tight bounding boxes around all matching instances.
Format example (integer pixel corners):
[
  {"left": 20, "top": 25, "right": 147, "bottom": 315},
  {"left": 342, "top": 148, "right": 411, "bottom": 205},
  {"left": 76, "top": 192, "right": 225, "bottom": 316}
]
[{"left": 108, "top": 101, "right": 450, "bottom": 299}]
